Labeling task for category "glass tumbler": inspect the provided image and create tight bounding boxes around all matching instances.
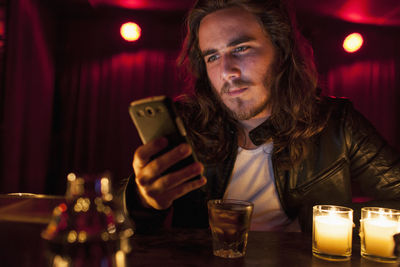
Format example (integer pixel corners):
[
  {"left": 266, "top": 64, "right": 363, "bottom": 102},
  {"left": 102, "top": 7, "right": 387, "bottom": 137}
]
[{"left": 207, "top": 199, "right": 254, "bottom": 258}]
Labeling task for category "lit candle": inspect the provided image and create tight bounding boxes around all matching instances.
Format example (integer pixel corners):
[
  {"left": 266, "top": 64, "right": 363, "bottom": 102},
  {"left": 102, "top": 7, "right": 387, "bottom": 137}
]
[
  {"left": 314, "top": 214, "right": 353, "bottom": 255},
  {"left": 363, "top": 217, "right": 400, "bottom": 258}
]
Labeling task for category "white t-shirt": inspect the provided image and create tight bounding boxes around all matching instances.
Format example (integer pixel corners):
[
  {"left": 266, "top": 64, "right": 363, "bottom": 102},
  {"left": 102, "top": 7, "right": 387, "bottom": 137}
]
[{"left": 223, "top": 142, "right": 300, "bottom": 231}]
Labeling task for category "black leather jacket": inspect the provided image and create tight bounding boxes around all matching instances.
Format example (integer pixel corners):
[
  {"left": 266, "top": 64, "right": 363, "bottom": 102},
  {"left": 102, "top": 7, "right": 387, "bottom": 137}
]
[{"left": 124, "top": 97, "right": 400, "bottom": 233}]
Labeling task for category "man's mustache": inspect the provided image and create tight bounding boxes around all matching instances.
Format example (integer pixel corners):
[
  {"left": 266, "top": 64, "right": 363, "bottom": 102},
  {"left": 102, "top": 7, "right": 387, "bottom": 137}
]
[{"left": 221, "top": 79, "right": 254, "bottom": 94}]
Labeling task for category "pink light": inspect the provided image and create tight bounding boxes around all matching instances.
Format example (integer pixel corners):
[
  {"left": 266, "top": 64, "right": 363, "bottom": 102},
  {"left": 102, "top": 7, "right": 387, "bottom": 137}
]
[
  {"left": 343, "top": 33, "right": 364, "bottom": 53},
  {"left": 120, "top": 22, "right": 141, "bottom": 42}
]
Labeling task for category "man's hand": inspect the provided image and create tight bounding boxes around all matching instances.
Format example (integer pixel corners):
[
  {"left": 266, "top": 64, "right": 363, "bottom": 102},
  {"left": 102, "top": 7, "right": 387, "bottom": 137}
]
[{"left": 132, "top": 137, "right": 207, "bottom": 210}]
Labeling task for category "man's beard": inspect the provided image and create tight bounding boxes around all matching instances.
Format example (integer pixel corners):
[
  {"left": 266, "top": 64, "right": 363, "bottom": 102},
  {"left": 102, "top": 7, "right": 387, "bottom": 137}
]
[
  {"left": 230, "top": 97, "right": 269, "bottom": 120},
  {"left": 213, "top": 75, "right": 271, "bottom": 121}
]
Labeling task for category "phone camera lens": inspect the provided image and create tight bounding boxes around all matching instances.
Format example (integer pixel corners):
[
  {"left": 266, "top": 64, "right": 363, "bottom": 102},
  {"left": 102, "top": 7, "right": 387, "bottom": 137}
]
[{"left": 145, "top": 107, "right": 155, "bottom": 117}]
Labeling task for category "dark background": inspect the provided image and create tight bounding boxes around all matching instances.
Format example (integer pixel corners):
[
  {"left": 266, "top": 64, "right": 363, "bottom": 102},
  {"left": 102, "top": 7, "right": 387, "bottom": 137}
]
[{"left": 0, "top": 0, "right": 399, "bottom": 195}]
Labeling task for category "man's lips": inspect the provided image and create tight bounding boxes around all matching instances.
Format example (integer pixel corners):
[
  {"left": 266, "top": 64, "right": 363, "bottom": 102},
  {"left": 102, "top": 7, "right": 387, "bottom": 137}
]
[{"left": 227, "top": 87, "right": 248, "bottom": 97}]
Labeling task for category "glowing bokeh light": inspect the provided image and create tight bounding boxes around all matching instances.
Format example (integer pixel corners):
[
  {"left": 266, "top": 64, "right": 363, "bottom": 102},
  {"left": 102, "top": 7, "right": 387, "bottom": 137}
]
[
  {"left": 343, "top": 33, "right": 364, "bottom": 53},
  {"left": 120, "top": 22, "right": 141, "bottom": 42}
]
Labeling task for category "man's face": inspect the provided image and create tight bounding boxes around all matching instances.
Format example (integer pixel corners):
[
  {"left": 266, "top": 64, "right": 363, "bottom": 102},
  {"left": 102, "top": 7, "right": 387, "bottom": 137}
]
[{"left": 198, "top": 7, "right": 276, "bottom": 121}]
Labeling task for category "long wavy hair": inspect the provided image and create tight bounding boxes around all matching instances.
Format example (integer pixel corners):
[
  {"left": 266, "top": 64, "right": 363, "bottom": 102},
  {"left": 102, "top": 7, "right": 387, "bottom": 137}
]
[{"left": 177, "top": 0, "right": 327, "bottom": 169}]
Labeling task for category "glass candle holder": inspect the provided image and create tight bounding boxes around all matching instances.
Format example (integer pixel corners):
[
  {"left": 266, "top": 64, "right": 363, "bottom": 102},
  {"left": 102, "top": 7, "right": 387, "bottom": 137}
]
[
  {"left": 360, "top": 207, "right": 400, "bottom": 263},
  {"left": 312, "top": 205, "right": 353, "bottom": 261}
]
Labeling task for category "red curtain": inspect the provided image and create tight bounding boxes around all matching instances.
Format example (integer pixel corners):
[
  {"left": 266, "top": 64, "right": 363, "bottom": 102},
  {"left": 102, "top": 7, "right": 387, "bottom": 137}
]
[
  {"left": 46, "top": 50, "right": 186, "bottom": 194},
  {"left": 323, "top": 59, "right": 400, "bottom": 150},
  {"left": 0, "top": 0, "right": 187, "bottom": 194},
  {"left": 0, "top": 0, "right": 56, "bottom": 193}
]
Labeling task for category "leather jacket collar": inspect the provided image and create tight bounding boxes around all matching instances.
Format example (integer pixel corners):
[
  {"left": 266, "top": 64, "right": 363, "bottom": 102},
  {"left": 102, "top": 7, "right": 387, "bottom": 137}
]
[{"left": 248, "top": 118, "right": 276, "bottom": 146}]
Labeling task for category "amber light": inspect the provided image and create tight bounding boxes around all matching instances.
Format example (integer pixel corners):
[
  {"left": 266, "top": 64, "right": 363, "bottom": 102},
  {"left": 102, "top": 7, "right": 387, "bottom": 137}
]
[
  {"left": 343, "top": 33, "right": 364, "bottom": 53},
  {"left": 120, "top": 22, "right": 141, "bottom": 42}
]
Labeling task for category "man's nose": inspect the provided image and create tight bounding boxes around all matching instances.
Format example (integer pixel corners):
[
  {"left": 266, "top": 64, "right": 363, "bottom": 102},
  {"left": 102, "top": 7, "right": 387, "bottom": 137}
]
[{"left": 221, "top": 55, "right": 240, "bottom": 81}]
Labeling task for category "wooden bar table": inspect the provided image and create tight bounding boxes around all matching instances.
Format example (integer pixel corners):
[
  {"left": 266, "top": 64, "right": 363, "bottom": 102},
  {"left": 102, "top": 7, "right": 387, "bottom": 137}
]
[{"left": 0, "top": 194, "right": 397, "bottom": 267}]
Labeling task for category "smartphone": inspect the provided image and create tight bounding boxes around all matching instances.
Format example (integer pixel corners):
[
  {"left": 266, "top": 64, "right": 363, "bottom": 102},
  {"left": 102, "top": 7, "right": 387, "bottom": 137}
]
[{"left": 129, "top": 95, "right": 201, "bottom": 180}]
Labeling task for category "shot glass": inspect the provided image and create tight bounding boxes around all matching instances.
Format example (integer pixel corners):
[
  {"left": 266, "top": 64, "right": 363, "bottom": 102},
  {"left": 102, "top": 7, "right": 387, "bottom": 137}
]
[
  {"left": 207, "top": 199, "right": 254, "bottom": 258},
  {"left": 312, "top": 205, "right": 353, "bottom": 261},
  {"left": 360, "top": 207, "right": 400, "bottom": 263}
]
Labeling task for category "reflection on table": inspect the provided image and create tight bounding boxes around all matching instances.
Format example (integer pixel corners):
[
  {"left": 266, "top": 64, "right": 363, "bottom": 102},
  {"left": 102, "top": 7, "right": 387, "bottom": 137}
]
[{"left": 0, "top": 194, "right": 397, "bottom": 266}]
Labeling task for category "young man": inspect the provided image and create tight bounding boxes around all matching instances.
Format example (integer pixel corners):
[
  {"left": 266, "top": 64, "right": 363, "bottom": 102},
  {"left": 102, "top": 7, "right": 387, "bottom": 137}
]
[{"left": 124, "top": 0, "right": 400, "bottom": 233}]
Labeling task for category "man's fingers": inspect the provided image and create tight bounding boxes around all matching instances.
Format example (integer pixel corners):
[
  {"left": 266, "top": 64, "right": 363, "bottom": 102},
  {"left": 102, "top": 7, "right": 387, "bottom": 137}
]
[
  {"left": 132, "top": 138, "right": 206, "bottom": 210},
  {"left": 154, "top": 162, "right": 204, "bottom": 190},
  {"left": 133, "top": 137, "right": 168, "bottom": 170},
  {"left": 166, "top": 176, "right": 207, "bottom": 201},
  {"left": 146, "top": 176, "right": 207, "bottom": 210},
  {"left": 139, "top": 143, "right": 193, "bottom": 185}
]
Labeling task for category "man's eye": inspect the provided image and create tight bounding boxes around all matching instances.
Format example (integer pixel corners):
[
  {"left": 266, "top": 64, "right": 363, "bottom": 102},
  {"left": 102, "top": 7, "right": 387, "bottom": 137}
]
[
  {"left": 233, "top": 46, "right": 249, "bottom": 53},
  {"left": 206, "top": 55, "right": 219, "bottom": 63}
]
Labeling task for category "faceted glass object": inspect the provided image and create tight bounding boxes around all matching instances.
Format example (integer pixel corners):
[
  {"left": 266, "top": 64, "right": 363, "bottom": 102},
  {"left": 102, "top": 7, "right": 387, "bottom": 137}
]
[{"left": 42, "top": 173, "right": 134, "bottom": 267}]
